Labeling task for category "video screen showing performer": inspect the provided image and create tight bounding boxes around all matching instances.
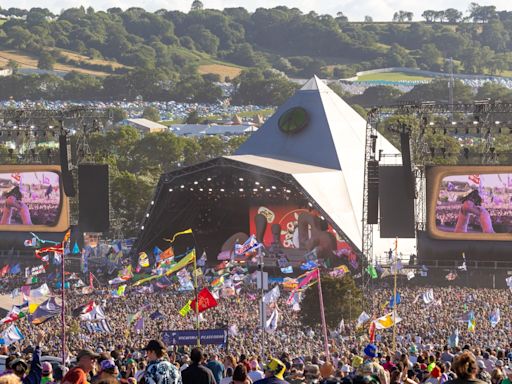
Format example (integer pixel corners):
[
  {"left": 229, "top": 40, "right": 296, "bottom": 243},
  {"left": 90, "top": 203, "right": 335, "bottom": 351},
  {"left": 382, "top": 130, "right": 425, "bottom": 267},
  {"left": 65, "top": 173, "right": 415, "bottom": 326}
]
[
  {"left": 435, "top": 173, "right": 512, "bottom": 234},
  {"left": 0, "top": 171, "right": 61, "bottom": 226}
]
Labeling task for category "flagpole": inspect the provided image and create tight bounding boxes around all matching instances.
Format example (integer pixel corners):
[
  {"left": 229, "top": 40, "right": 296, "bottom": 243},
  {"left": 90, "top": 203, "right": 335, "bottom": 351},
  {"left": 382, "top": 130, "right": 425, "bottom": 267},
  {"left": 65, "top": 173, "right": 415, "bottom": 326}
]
[
  {"left": 192, "top": 249, "right": 200, "bottom": 347},
  {"left": 61, "top": 233, "right": 67, "bottom": 366},
  {"left": 317, "top": 269, "right": 330, "bottom": 361},
  {"left": 392, "top": 237, "right": 398, "bottom": 353}
]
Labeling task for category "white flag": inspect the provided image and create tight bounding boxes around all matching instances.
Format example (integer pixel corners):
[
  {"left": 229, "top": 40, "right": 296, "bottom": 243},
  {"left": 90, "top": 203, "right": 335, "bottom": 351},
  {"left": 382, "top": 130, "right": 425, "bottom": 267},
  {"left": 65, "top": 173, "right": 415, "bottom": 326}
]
[
  {"left": 80, "top": 305, "right": 106, "bottom": 321},
  {"left": 373, "top": 312, "right": 403, "bottom": 330},
  {"left": 506, "top": 276, "right": 512, "bottom": 292},
  {"left": 30, "top": 283, "right": 50, "bottom": 298},
  {"left": 357, "top": 311, "right": 370, "bottom": 327},
  {"left": 263, "top": 285, "right": 280, "bottom": 304},
  {"left": 422, "top": 289, "right": 434, "bottom": 304},
  {"left": 265, "top": 309, "right": 279, "bottom": 333},
  {"left": 407, "top": 271, "right": 415, "bottom": 280}
]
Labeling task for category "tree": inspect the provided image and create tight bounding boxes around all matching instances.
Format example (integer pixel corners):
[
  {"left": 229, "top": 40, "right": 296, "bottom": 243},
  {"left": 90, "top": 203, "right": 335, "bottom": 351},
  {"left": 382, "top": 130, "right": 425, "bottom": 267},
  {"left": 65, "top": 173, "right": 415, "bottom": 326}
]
[
  {"left": 300, "top": 274, "right": 363, "bottom": 327},
  {"left": 142, "top": 106, "right": 160, "bottom": 122},
  {"left": 418, "top": 43, "right": 442, "bottom": 70},
  {"left": 191, "top": 0, "right": 203, "bottom": 11},
  {"left": 422, "top": 10, "right": 435, "bottom": 23},
  {"left": 185, "top": 109, "right": 202, "bottom": 124},
  {"left": 445, "top": 8, "right": 463, "bottom": 23},
  {"left": 107, "top": 107, "right": 128, "bottom": 124},
  {"left": 364, "top": 16, "right": 373, "bottom": 23},
  {"left": 37, "top": 51, "right": 56, "bottom": 70},
  {"left": 6, "top": 59, "right": 19, "bottom": 74}
]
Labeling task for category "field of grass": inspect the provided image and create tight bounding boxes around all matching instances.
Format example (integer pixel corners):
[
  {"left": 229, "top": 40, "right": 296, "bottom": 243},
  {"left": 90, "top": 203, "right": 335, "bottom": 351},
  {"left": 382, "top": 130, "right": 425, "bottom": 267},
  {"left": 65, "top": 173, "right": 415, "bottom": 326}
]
[
  {"left": 197, "top": 64, "right": 243, "bottom": 79},
  {"left": 59, "top": 50, "right": 128, "bottom": 70},
  {"left": 0, "top": 49, "right": 114, "bottom": 76},
  {"left": 356, "top": 71, "right": 434, "bottom": 81}
]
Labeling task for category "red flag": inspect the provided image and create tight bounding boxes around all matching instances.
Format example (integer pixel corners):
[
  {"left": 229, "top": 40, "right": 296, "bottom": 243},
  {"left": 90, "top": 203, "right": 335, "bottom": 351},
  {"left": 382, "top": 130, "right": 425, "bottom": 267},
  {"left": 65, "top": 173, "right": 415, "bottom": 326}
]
[
  {"left": 369, "top": 320, "right": 376, "bottom": 343},
  {"left": 89, "top": 272, "right": 94, "bottom": 289},
  {"left": 190, "top": 288, "right": 218, "bottom": 313},
  {"left": 0, "top": 265, "right": 9, "bottom": 277},
  {"left": 468, "top": 175, "right": 480, "bottom": 185},
  {"left": 159, "top": 246, "right": 174, "bottom": 261}
]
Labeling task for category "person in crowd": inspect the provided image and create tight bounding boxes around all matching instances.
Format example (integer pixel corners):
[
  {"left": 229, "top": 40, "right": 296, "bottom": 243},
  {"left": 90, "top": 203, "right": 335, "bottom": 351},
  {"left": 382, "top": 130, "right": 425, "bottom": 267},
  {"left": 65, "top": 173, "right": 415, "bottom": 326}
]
[
  {"left": 181, "top": 347, "right": 216, "bottom": 384},
  {"left": 232, "top": 364, "right": 252, "bottom": 384},
  {"left": 248, "top": 359, "right": 264, "bottom": 383},
  {"left": 254, "top": 358, "right": 289, "bottom": 384},
  {"left": 143, "top": 340, "right": 181, "bottom": 384},
  {"left": 207, "top": 354, "right": 225, "bottom": 384},
  {"left": 40, "top": 363, "right": 54, "bottom": 384},
  {"left": 446, "top": 352, "right": 487, "bottom": 384},
  {"left": 62, "top": 349, "right": 100, "bottom": 384}
]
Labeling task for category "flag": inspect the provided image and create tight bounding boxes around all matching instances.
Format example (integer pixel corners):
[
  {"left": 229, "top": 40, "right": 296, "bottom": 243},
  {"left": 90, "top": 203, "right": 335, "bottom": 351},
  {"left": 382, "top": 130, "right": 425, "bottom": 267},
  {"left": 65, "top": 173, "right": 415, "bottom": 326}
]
[
  {"left": 84, "top": 319, "right": 113, "bottom": 333},
  {"left": 30, "top": 283, "right": 50, "bottom": 298},
  {"left": 134, "top": 249, "right": 195, "bottom": 286},
  {"left": 150, "top": 310, "right": 164, "bottom": 320},
  {"left": 458, "top": 253, "right": 467, "bottom": 271},
  {"left": 369, "top": 320, "right": 376, "bottom": 343},
  {"left": 468, "top": 174, "right": 480, "bottom": 185},
  {"left": 366, "top": 265, "right": 378, "bottom": 279},
  {"left": 357, "top": 311, "right": 371, "bottom": 327},
  {"left": 20, "top": 285, "right": 31, "bottom": 299},
  {"left": 265, "top": 309, "right": 279, "bottom": 333},
  {"left": 10, "top": 264, "right": 20, "bottom": 275},
  {"left": 0, "top": 307, "right": 26, "bottom": 324},
  {"left": 422, "top": 289, "right": 434, "bottom": 304},
  {"left": 506, "top": 276, "right": 512, "bottom": 292},
  {"left": 164, "top": 228, "right": 193, "bottom": 243},
  {"left": 448, "top": 329, "right": 459, "bottom": 348},
  {"left": 0, "top": 265, "right": 10, "bottom": 277},
  {"left": 389, "top": 292, "right": 401, "bottom": 308},
  {"left": 234, "top": 235, "right": 262, "bottom": 256},
  {"left": 406, "top": 271, "right": 415, "bottom": 280},
  {"left": 280, "top": 266, "right": 293, "bottom": 274},
  {"left": 211, "top": 276, "right": 224, "bottom": 289},
  {"left": 72, "top": 242, "right": 80, "bottom": 254},
  {"left": 190, "top": 288, "right": 218, "bottom": 313},
  {"left": 446, "top": 271, "right": 458, "bottom": 281},
  {"left": 489, "top": 308, "right": 500, "bottom": 328},
  {"left": 373, "top": 312, "right": 403, "bottom": 330},
  {"left": 300, "top": 260, "right": 318, "bottom": 271},
  {"left": 134, "top": 317, "right": 144, "bottom": 332},
  {"left": 287, "top": 269, "right": 319, "bottom": 304},
  {"left": 197, "top": 251, "right": 207, "bottom": 267},
  {"left": 80, "top": 306, "right": 106, "bottom": 321},
  {"left": 31, "top": 297, "right": 61, "bottom": 325},
  {"left": 179, "top": 300, "right": 192, "bottom": 317},
  {"left": 0, "top": 325, "right": 24, "bottom": 346},
  {"left": 263, "top": 285, "right": 280, "bottom": 304},
  {"left": 89, "top": 272, "right": 94, "bottom": 288},
  {"left": 159, "top": 246, "right": 174, "bottom": 261},
  {"left": 117, "top": 285, "right": 126, "bottom": 297},
  {"left": 138, "top": 252, "right": 150, "bottom": 268},
  {"left": 119, "top": 265, "right": 133, "bottom": 281},
  {"left": 72, "top": 301, "right": 96, "bottom": 317},
  {"left": 468, "top": 311, "right": 476, "bottom": 332}
]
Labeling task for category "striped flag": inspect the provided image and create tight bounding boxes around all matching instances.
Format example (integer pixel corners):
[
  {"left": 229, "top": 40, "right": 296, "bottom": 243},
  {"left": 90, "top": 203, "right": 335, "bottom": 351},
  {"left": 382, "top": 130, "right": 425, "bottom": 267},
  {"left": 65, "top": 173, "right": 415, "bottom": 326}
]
[
  {"left": 468, "top": 175, "right": 480, "bottom": 185},
  {"left": 85, "top": 319, "right": 113, "bottom": 333},
  {"left": 265, "top": 309, "right": 279, "bottom": 333}
]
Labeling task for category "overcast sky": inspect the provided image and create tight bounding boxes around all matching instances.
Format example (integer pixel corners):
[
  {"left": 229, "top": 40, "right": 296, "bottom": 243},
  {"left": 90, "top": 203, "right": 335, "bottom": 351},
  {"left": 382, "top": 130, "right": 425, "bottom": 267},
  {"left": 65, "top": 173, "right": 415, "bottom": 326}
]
[{"left": 2, "top": 0, "right": 511, "bottom": 21}]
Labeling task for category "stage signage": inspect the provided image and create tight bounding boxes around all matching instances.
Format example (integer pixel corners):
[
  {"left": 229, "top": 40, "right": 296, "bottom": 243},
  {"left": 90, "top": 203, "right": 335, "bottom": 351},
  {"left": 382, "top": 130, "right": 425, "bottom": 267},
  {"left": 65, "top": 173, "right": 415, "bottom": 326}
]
[{"left": 161, "top": 329, "right": 228, "bottom": 346}]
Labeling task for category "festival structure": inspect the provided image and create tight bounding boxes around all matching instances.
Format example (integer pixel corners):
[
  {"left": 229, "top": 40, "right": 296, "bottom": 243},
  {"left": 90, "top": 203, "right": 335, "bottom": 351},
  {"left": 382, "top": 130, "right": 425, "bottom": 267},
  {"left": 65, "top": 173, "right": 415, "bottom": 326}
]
[{"left": 134, "top": 76, "right": 400, "bottom": 269}]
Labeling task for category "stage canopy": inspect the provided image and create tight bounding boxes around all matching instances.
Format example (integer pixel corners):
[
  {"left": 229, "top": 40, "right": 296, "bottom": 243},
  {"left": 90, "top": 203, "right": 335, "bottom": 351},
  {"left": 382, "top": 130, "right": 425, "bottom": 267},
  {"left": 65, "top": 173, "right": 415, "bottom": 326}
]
[{"left": 134, "top": 76, "right": 401, "bottom": 260}]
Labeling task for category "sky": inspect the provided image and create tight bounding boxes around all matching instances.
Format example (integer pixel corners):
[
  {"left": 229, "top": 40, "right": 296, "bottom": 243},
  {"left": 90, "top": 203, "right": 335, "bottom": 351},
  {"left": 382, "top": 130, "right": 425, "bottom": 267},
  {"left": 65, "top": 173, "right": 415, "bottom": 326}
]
[{"left": 2, "top": 0, "right": 512, "bottom": 21}]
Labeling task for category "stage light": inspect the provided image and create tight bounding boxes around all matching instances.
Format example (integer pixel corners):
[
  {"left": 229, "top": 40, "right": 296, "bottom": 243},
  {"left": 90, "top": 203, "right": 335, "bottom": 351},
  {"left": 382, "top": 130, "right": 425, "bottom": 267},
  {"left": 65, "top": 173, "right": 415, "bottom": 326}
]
[
  {"left": 271, "top": 186, "right": 276, "bottom": 189},
  {"left": 169, "top": 188, "right": 173, "bottom": 192},
  {"left": 180, "top": 185, "right": 185, "bottom": 188},
  {"left": 194, "top": 181, "right": 198, "bottom": 185},
  {"left": 239, "top": 177, "right": 244, "bottom": 181},
  {"left": 207, "top": 177, "right": 212, "bottom": 181},
  {"left": 208, "top": 188, "right": 212, "bottom": 192},
  {"left": 473, "top": 121, "right": 478, "bottom": 125},
  {"left": 265, "top": 188, "right": 270, "bottom": 192},
  {"left": 286, "top": 189, "right": 291, "bottom": 193},
  {"left": 451, "top": 121, "right": 457, "bottom": 125},
  {"left": 151, "top": 201, "right": 154, "bottom": 205},
  {"left": 253, "top": 188, "right": 258, "bottom": 192},
  {"left": 146, "top": 213, "right": 149, "bottom": 217},
  {"left": 199, "top": 188, "right": 203, "bottom": 191},
  {"left": 239, "top": 188, "right": 244, "bottom": 192},
  {"left": 308, "top": 202, "right": 313, "bottom": 207},
  {"left": 220, "top": 188, "right": 224, "bottom": 192},
  {"left": 429, "top": 122, "right": 435, "bottom": 126},
  {"left": 141, "top": 226, "right": 145, "bottom": 230},
  {"left": 495, "top": 121, "right": 500, "bottom": 125},
  {"left": 255, "top": 181, "right": 260, "bottom": 185},
  {"left": 320, "top": 215, "right": 325, "bottom": 220},
  {"left": 190, "top": 188, "right": 194, "bottom": 191}
]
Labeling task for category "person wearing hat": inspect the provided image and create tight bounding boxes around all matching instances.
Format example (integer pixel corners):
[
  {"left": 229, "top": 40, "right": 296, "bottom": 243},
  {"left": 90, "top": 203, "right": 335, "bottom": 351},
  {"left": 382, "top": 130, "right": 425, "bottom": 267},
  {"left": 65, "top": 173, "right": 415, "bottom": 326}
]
[
  {"left": 62, "top": 349, "right": 100, "bottom": 384},
  {"left": 41, "top": 363, "right": 54, "bottom": 384},
  {"left": 477, "top": 360, "right": 492, "bottom": 384},
  {"left": 254, "top": 358, "right": 289, "bottom": 384},
  {"left": 143, "top": 339, "right": 181, "bottom": 384},
  {"left": 11, "top": 330, "right": 44, "bottom": 384},
  {"left": 305, "top": 364, "right": 321, "bottom": 383}
]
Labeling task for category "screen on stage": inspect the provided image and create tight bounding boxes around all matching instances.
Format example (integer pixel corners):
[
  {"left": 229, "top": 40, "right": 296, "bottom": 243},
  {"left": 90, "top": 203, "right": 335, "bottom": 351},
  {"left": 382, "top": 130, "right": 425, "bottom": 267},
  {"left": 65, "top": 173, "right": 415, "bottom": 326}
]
[
  {"left": 0, "top": 165, "right": 69, "bottom": 232},
  {"left": 427, "top": 166, "right": 512, "bottom": 240}
]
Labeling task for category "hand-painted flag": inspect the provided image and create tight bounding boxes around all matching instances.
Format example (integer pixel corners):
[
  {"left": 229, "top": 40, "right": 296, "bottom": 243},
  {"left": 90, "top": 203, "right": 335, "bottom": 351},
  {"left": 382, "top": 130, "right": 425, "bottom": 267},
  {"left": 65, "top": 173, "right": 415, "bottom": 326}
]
[
  {"left": 134, "top": 317, "right": 144, "bottom": 332},
  {"left": 0, "top": 307, "right": 26, "bottom": 324},
  {"left": 190, "top": 288, "right": 218, "bottom": 313},
  {"left": 369, "top": 320, "right": 376, "bottom": 343},
  {"left": 300, "top": 260, "right": 318, "bottom": 271},
  {"left": 446, "top": 271, "right": 458, "bottom": 281},
  {"left": 30, "top": 283, "right": 50, "bottom": 298},
  {"left": 211, "top": 276, "right": 224, "bottom": 288},
  {"left": 234, "top": 235, "right": 262, "bottom": 256},
  {"left": 0, "top": 265, "right": 10, "bottom": 277},
  {"left": 164, "top": 228, "right": 193, "bottom": 243},
  {"left": 422, "top": 289, "right": 435, "bottom": 304}
]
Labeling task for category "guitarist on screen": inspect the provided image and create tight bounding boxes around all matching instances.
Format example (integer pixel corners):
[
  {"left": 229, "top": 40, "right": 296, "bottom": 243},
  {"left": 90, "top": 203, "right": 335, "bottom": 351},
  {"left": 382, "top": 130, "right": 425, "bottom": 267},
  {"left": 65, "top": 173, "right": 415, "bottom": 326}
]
[
  {"left": 454, "top": 190, "right": 494, "bottom": 233},
  {"left": 0, "top": 186, "right": 33, "bottom": 225}
]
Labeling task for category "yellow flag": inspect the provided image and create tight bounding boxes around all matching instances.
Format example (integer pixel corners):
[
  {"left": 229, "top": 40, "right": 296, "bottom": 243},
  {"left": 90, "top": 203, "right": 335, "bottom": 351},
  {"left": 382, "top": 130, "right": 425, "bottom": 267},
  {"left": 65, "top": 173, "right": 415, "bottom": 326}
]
[
  {"left": 179, "top": 300, "right": 192, "bottom": 317},
  {"left": 29, "top": 303, "right": 39, "bottom": 314},
  {"left": 138, "top": 252, "right": 150, "bottom": 267},
  {"left": 374, "top": 312, "right": 402, "bottom": 330},
  {"left": 134, "top": 249, "right": 196, "bottom": 286},
  {"left": 164, "top": 229, "right": 193, "bottom": 243}
]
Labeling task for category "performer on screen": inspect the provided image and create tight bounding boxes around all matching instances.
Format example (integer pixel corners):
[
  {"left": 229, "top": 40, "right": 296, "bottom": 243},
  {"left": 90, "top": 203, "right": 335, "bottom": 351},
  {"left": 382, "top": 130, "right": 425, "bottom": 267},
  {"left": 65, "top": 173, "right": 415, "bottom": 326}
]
[
  {"left": 0, "top": 186, "right": 33, "bottom": 225},
  {"left": 454, "top": 190, "right": 494, "bottom": 233}
]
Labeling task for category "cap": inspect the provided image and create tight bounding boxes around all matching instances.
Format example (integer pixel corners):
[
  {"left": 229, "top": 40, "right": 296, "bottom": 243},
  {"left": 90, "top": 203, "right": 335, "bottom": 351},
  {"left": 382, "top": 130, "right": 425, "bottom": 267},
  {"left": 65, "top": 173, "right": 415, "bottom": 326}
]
[
  {"left": 431, "top": 367, "right": 441, "bottom": 378},
  {"left": 478, "top": 360, "right": 485, "bottom": 369},
  {"left": 142, "top": 340, "right": 166, "bottom": 352},
  {"left": 265, "top": 358, "right": 286, "bottom": 380},
  {"left": 42, "top": 362, "right": 53, "bottom": 374},
  {"left": 496, "top": 360, "right": 504, "bottom": 368},
  {"left": 100, "top": 359, "right": 116, "bottom": 371},
  {"left": 76, "top": 349, "right": 100, "bottom": 361},
  {"left": 364, "top": 344, "right": 378, "bottom": 358},
  {"left": 352, "top": 356, "right": 364, "bottom": 368},
  {"left": 341, "top": 364, "right": 352, "bottom": 373}
]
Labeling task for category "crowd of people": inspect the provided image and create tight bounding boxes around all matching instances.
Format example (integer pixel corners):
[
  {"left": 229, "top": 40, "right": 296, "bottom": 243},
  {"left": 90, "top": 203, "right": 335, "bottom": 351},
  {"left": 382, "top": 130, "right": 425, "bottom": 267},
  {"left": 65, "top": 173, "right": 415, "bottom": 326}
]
[{"left": 0, "top": 272, "right": 510, "bottom": 384}]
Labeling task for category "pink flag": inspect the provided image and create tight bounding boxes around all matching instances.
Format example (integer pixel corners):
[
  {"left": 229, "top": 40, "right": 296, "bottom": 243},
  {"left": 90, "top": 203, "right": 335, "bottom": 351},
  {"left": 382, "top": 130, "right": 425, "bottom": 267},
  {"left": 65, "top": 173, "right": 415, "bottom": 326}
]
[{"left": 287, "top": 269, "right": 319, "bottom": 304}]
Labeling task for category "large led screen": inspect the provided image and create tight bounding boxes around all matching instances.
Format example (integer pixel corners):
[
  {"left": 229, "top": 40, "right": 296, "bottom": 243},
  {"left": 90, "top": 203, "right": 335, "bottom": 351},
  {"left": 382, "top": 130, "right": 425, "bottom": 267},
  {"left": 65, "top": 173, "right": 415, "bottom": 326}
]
[
  {"left": 0, "top": 165, "right": 69, "bottom": 232},
  {"left": 427, "top": 166, "right": 512, "bottom": 240}
]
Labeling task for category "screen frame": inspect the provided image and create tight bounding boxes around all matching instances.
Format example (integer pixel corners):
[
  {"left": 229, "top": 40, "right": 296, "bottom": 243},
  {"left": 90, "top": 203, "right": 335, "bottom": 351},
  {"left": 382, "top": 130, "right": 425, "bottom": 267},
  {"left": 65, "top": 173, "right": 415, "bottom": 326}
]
[
  {"left": 427, "top": 165, "right": 512, "bottom": 241},
  {"left": 0, "top": 165, "right": 69, "bottom": 232}
]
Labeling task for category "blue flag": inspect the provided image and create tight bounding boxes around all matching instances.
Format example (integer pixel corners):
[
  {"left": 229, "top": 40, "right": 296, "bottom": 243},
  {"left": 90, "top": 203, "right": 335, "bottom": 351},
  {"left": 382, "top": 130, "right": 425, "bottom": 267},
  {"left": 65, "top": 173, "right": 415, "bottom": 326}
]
[
  {"left": 72, "top": 242, "right": 80, "bottom": 254},
  {"left": 150, "top": 310, "right": 164, "bottom": 320},
  {"left": 280, "top": 266, "right": 293, "bottom": 274},
  {"left": 389, "top": 292, "right": 401, "bottom": 308},
  {"left": 300, "top": 260, "right": 318, "bottom": 271},
  {"left": 10, "top": 264, "right": 20, "bottom": 275}
]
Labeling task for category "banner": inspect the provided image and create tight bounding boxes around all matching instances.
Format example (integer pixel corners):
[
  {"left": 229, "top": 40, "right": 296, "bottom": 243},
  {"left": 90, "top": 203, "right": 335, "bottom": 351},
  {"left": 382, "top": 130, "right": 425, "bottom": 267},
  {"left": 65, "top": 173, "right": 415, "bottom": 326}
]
[{"left": 161, "top": 329, "right": 227, "bottom": 346}]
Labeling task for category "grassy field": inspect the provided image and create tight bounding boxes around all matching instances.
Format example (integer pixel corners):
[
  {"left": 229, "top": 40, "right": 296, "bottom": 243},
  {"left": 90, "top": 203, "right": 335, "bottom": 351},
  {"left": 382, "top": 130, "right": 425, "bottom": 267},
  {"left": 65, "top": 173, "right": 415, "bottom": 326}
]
[
  {"left": 197, "top": 64, "right": 243, "bottom": 79},
  {"left": 59, "top": 50, "right": 129, "bottom": 70},
  {"left": 0, "top": 49, "right": 115, "bottom": 76},
  {"left": 356, "top": 71, "right": 434, "bottom": 81}
]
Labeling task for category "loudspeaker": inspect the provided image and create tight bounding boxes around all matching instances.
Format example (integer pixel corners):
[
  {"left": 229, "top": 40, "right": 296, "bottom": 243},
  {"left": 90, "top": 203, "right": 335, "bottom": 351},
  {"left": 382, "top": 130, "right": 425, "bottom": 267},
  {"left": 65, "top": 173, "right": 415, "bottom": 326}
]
[
  {"left": 379, "top": 166, "right": 415, "bottom": 238},
  {"left": 367, "top": 160, "right": 379, "bottom": 224},
  {"left": 59, "top": 135, "right": 76, "bottom": 197},
  {"left": 78, "top": 164, "right": 109, "bottom": 232},
  {"left": 400, "top": 132, "right": 415, "bottom": 199}
]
